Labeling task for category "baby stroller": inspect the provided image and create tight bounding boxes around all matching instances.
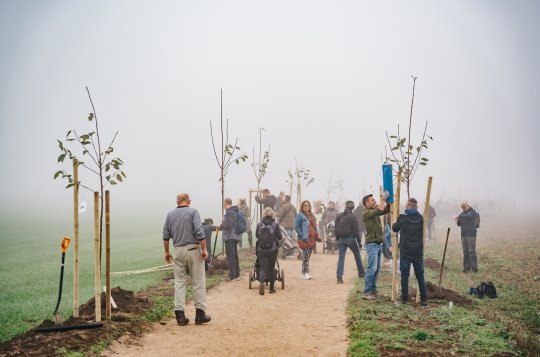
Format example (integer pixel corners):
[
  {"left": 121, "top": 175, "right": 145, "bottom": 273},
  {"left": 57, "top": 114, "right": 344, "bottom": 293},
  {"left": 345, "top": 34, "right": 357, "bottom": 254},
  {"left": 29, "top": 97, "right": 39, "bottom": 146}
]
[
  {"left": 322, "top": 221, "right": 338, "bottom": 254},
  {"left": 279, "top": 226, "right": 303, "bottom": 260},
  {"left": 248, "top": 254, "right": 285, "bottom": 290}
]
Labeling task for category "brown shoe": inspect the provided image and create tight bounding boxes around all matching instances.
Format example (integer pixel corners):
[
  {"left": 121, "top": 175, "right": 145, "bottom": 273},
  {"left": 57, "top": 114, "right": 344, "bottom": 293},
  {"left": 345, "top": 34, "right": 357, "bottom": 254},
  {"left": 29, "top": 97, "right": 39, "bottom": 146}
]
[{"left": 362, "top": 292, "right": 376, "bottom": 300}]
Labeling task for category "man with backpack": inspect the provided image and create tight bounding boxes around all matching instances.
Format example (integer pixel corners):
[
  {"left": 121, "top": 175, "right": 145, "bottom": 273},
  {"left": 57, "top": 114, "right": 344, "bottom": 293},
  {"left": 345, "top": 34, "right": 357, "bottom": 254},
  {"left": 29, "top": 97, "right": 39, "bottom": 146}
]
[
  {"left": 255, "top": 207, "right": 283, "bottom": 295},
  {"left": 392, "top": 198, "right": 428, "bottom": 307},
  {"left": 216, "top": 198, "right": 246, "bottom": 281},
  {"left": 456, "top": 202, "right": 480, "bottom": 273},
  {"left": 335, "top": 200, "right": 366, "bottom": 284}
]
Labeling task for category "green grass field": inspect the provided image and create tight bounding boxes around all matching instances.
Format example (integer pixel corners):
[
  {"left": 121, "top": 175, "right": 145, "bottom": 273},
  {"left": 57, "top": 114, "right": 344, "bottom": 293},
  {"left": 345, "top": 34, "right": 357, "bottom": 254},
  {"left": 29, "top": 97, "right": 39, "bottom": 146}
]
[
  {"left": 0, "top": 212, "right": 231, "bottom": 342},
  {"left": 347, "top": 217, "right": 540, "bottom": 356}
]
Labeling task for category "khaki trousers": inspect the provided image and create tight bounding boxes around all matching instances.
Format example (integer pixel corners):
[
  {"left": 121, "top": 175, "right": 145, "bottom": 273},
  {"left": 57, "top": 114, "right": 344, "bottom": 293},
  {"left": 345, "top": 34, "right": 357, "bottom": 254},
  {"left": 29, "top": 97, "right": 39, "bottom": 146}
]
[{"left": 173, "top": 244, "right": 206, "bottom": 311}]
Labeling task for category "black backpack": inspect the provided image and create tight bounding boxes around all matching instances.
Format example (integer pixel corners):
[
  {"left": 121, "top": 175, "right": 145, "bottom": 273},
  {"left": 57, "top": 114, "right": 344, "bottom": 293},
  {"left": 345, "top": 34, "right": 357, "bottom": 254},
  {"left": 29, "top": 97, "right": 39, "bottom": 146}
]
[
  {"left": 334, "top": 212, "right": 352, "bottom": 239},
  {"left": 469, "top": 281, "right": 497, "bottom": 299},
  {"left": 258, "top": 222, "right": 277, "bottom": 250}
]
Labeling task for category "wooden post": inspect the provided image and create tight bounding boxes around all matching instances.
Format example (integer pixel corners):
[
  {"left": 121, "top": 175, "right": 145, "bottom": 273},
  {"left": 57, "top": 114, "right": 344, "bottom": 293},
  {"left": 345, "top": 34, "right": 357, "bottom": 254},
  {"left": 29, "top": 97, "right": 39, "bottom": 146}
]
[
  {"left": 416, "top": 176, "right": 433, "bottom": 303},
  {"left": 438, "top": 227, "right": 450, "bottom": 297},
  {"left": 105, "top": 190, "right": 111, "bottom": 320},
  {"left": 94, "top": 192, "right": 101, "bottom": 322},
  {"left": 391, "top": 170, "right": 401, "bottom": 301},
  {"left": 72, "top": 160, "right": 80, "bottom": 317}
]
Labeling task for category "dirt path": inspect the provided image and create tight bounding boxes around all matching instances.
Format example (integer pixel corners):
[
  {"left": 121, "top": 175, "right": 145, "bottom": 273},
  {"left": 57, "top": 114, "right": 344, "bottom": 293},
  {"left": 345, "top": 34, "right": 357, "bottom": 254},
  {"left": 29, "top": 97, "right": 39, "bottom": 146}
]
[{"left": 104, "top": 245, "right": 361, "bottom": 357}]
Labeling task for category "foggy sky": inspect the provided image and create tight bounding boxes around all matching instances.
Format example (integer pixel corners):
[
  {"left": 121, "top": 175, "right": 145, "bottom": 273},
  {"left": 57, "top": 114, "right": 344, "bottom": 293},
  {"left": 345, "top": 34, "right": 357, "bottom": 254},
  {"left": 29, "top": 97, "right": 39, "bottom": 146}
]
[{"left": 1, "top": 0, "right": 539, "bottom": 225}]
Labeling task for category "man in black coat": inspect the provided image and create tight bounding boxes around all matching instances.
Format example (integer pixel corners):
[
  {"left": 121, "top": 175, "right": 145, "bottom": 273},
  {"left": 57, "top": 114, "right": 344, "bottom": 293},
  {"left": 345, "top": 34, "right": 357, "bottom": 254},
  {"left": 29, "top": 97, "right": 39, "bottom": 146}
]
[
  {"left": 335, "top": 201, "right": 365, "bottom": 284},
  {"left": 392, "top": 198, "right": 428, "bottom": 307}
]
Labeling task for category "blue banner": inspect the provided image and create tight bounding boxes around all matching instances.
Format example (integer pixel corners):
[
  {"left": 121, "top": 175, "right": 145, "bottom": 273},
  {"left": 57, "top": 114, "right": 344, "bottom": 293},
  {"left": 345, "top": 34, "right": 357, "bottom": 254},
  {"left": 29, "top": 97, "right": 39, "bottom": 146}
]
[{"left": 382, "top": 164, "right": 394, "bottom": 203}]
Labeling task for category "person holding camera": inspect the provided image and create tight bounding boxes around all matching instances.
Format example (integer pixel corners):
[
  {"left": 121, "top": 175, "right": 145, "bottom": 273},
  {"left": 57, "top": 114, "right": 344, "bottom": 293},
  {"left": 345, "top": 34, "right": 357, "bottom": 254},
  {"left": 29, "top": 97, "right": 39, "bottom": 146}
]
[
  {"left": 361, "top": 193, "right": 391, "bottom": 300},
  {"left": 456, "top": 202, "right": 480, "bottom": 273}
]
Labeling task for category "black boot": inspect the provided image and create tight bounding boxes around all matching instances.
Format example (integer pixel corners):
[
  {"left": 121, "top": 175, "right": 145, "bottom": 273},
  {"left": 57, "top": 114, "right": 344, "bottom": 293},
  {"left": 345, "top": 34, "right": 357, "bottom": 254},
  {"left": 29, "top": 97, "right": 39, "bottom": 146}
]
[
  {"left": 175, "top": 310, "right": 189, "bottom": 326},
  {"left": 195, "top": 308, "right": 211, "bottom": 325}
]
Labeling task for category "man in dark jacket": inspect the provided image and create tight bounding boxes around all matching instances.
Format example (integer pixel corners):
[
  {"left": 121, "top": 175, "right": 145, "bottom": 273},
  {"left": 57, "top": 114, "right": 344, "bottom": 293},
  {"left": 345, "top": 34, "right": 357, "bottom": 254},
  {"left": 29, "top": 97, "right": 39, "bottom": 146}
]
[
  {"left": 392, "top": 198, "right": 428, "bottom": 307},
  {"left": 216, "top": 198, "right": 241, "bottom": 281},
  {"left": 456, "top": 202, "right": 480, "bottom": 273},
  {"left": 255, "top": 189, "right": 277, "bottom": 216},
  {"left": 335, "top": 201, "right": 365, "bottom": 284}
]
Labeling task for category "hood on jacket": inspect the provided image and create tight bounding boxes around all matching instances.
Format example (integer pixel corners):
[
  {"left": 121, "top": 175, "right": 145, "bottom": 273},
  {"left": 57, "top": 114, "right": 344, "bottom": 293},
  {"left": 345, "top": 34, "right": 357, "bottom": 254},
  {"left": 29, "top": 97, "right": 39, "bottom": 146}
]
[
  {"left": 404, "top": 208, "right": 423, "bottom": 224},
  {"left": 261, "top": 216, "right": 275, "bottom": 225},
  {"left": 227, "top": 205, "right": 239, "bottom": 213}
]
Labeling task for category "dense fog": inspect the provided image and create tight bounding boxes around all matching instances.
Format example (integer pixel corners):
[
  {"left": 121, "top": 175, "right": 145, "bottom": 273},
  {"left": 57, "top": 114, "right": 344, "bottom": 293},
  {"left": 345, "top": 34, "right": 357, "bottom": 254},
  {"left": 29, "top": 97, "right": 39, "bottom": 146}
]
[{"left": 1, "top": 1, "right": 539, "bottom": 233}]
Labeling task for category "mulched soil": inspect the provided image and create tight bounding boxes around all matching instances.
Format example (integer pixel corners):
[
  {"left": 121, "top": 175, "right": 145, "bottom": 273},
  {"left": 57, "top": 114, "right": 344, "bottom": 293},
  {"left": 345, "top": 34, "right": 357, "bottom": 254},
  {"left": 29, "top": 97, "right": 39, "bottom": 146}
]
[
  {"left": 0, "top": 287, "right": 156, "bottom": 357},
  {"left": 410, "top": 281, "right": 472, "bottom": 306},
  {"left": 423, "top": 257, "right": 443, "bottom": 271},
  {"left": 0, "top": 250, "right": 256, "bottom": 357}
]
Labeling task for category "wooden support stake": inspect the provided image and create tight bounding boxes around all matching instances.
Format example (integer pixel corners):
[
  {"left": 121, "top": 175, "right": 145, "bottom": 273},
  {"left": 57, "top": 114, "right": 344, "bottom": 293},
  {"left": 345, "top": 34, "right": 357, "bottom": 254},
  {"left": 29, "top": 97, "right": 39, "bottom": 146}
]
[
  {"left": 416, "top": 176, "right": 433, "bottom": 303},
  {"left": 72, "top": 160, "right": 80, "bottom": 317},
  {"left": 105, "top": 190, "right": 111, "bottom": 320},
  {"left": 103, "top": 286, "right": 117, "bottom": 309},
  {"left": 94, "top": 192, "right": 101, "bottom": 322},
  {"left": 391, "top": 170, "right": 401, "bottom": 301},
  {"left": 438, "top": 227, "right": 451, "bottom": 297}
]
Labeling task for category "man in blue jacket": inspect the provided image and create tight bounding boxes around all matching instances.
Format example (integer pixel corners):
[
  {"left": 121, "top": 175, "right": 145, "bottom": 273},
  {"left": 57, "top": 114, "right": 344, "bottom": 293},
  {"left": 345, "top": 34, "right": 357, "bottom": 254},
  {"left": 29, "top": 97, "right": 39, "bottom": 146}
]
[
  {"left": 392, "top": 198, "right": 428, "bottom": 307},
  {"left": 456, "top": 202, "right": 480, "bottom": 273}
]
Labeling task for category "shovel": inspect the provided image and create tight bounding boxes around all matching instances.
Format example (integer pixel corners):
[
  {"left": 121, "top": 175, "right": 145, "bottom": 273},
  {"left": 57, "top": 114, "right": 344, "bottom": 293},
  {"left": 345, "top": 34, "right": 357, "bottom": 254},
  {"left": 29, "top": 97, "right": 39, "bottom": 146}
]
[{"left": 53, "top": 237, "right": 71, "bottom": 324}]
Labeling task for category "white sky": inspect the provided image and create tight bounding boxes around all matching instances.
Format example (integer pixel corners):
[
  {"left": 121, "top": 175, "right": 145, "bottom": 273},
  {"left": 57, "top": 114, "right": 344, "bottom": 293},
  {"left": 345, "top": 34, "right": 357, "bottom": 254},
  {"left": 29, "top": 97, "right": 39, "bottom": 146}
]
[{"left": 1, "top": 0, "right": 539, "bottom": 223}]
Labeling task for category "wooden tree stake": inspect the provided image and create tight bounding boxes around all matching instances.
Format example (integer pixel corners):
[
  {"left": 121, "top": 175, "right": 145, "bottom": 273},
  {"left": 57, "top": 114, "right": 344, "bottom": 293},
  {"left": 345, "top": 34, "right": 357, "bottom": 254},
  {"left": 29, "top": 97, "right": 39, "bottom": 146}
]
[
  {"left": 94, "top": 192, "right": 101, "bottom": 322},
  {"left": 73, "top": 159, "right": 80, "bottom": 317},
  {"left": 391, "top": 170, "right": 401, "bottom": 301},
  {"left": 105, "top": 190, "right": 111, "bottom": 320},
  {"left": 416, "top": 176, "right": 433, "bottom": 303}
]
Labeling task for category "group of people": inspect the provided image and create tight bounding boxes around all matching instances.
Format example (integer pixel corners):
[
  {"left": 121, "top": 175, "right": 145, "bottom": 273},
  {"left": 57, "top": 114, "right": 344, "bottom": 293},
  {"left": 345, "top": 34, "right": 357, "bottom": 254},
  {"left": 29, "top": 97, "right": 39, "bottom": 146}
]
[{"left": 162, "top": 190, "right": 480, "bottom": 325}]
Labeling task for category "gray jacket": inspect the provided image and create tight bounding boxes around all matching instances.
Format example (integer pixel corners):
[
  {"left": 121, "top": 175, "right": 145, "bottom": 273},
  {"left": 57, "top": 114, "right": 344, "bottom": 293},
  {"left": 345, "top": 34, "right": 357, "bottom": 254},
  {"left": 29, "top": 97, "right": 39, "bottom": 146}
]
[
  {"left": 163, "top": 206, "right": 205, "bottom": 246},
  {"left": 238, "top": 203, "right": 252, "bottom": 233},
  {"left": 353, "top": 205, "right": 366, "bottom": 232},
  {"left": 321, "top": 207, "right": 338, "bottom": 225},
  {"left": 276, "top": 202, "right": 297, "bottom": 230},
  {"left": 220, "top": 206, "right": 241, "bottom": 241}
]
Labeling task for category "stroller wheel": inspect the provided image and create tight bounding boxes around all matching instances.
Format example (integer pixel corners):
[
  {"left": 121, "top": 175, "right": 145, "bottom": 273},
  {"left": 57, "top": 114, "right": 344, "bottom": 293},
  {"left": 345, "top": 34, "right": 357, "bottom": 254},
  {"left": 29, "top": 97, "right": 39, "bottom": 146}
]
[{"left": 281, "top": 269, "right": 285, "bottom": 289}]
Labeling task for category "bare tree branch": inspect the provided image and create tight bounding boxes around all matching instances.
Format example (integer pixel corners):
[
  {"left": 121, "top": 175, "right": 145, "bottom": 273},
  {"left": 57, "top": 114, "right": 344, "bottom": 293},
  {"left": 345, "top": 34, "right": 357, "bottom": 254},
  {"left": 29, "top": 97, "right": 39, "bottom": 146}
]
[{"left": 209, "top": 121, "right": 221, "bottom": 168}]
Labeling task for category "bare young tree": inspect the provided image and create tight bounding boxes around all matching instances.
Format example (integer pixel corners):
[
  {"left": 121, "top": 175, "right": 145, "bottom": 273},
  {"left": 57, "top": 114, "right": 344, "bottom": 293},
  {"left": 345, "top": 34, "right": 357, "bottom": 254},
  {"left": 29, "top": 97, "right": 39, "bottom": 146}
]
[
  {"left": 54, "top": 87, "right": 126, "bottom": 266},
  {"left": 385, "top": 76, "right": 433, "bottom": 199},
  {"left": 209, "top": 89, "right": 248, "bottom": 217},
  {"left": 251, "top": 127, "right": 270, "bottom": 220},
  {"left": 252, "top": 128, "right": 270, "bottom": 190},
  {"left": 287, "top": 159, "right": 315, "bottom": 209}
]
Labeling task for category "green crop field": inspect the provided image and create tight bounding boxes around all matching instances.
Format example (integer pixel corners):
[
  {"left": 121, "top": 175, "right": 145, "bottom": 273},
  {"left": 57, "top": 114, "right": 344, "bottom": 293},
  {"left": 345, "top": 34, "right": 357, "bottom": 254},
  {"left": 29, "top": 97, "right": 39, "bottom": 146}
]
[{"left": 0, "top": 213, "right": 226, "bottom": 342}]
